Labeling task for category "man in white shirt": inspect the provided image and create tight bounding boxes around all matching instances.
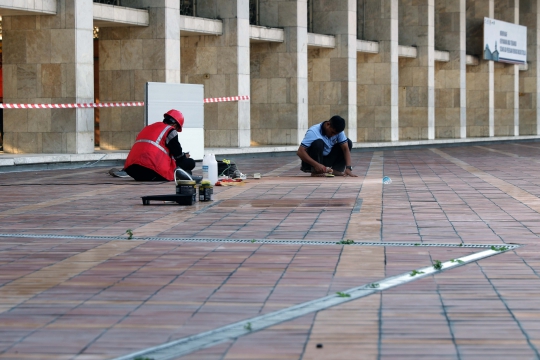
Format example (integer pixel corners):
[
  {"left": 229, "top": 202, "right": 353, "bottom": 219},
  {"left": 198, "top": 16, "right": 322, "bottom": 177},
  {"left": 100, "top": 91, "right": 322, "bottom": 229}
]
[{"left": 297, "top": 115, "right": 357, "bottom": 177}]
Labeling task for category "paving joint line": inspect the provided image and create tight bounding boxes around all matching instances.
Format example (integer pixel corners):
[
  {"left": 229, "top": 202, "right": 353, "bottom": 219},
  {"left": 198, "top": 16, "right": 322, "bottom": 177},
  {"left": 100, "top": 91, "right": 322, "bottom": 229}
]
[
  {"left": 431, "top": 150, "right": 540, "bottom": 243},
  {"left": 0, "top": 233, "right": 521, "bottom": 249},
  {"left": 112, "top": 247, "right": 517, "bottom": 360},
  {"left": 476, "top": 260, "right": 540, "bottom": 358}
]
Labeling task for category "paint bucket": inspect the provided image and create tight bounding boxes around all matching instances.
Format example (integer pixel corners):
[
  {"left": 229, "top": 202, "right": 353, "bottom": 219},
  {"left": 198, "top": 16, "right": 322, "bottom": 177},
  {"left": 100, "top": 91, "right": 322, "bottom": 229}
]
[{"left": 176, "top": 180, "right": 197, "bottom": 203}]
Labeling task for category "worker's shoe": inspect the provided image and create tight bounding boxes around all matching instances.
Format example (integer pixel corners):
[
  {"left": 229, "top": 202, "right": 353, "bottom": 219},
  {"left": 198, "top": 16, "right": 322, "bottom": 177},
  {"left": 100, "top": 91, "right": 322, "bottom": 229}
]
[{"left": 108, "top": 168, "right": 130, "bottom": 178}]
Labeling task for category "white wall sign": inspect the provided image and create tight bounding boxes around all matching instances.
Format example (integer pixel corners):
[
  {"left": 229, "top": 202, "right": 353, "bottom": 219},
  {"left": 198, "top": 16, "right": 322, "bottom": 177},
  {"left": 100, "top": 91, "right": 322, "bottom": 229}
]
[
  {"left": 483, "top": 17, "right": 527, "bottom": 64},
  {"left": 145, "top": 83, "right": 205, "bottom": 160}
]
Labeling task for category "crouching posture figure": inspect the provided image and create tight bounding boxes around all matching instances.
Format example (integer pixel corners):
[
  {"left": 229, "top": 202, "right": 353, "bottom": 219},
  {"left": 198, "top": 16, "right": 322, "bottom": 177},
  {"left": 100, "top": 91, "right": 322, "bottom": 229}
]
[
  {"left": 297, "top": 115, "right": 357, "bottom": 177},
  {"left": 124, "top": 109, "right": 196, "bottom": 181}
]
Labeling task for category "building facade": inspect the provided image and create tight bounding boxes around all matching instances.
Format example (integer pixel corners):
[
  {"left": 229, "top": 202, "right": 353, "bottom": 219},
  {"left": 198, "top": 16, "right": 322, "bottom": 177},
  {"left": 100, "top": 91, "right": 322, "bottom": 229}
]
[{"left": 0, "top": 0, "right": 539, "bottom": 154}]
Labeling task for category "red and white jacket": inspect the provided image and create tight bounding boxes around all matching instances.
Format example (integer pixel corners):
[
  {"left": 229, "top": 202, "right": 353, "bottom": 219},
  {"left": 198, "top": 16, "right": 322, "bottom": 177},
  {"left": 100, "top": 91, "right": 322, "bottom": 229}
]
[{"left": 124, "top": 123, "right": 177, "bottom": 181}]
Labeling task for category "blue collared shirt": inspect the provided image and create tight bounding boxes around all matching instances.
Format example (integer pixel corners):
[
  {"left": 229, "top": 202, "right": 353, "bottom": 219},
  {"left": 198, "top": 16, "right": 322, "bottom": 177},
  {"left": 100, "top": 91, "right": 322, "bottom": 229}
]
[{"left": 300, "top": 122, "right": 348, "bottom": 156}]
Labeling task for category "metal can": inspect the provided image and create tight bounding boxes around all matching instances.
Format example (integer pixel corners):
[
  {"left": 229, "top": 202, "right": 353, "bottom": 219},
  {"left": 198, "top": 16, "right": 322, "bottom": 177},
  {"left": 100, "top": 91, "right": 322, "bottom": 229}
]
[
  {"left": 199, "top": 184, "right": 213, "bottom": 202},
  {"left": 176, "top": 180, "right": 197, "bottom": 203}
]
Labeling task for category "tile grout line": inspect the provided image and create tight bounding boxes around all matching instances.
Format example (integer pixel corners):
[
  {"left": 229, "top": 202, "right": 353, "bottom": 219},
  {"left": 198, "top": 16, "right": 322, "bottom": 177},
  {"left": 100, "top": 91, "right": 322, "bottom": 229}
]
[
  {"left": 476, "top": 261, "right": 540, "bottom": 358},
  {"left": 0, "top": 240, "right": 143, "bottom": 313},
  {"left": 429, "top": 252, "right": 462, "bottom": 360},
  {"left": 111, "top": 248, "right": 515, "bottom": 360},
  {"left": 262, "top": 159, "right": 302, "bottom": 177},
  {"left": 428, "top": 155, "right": 525, "bottom": 245},
  {"left": 0, "top": 185, "right": 134, "bottom": 217},
  {"left": 345, "top": 151, "right": 384, "bottom": 241},
  {"left": 430, "top": 148, "right": 540, "bottom": 215}
]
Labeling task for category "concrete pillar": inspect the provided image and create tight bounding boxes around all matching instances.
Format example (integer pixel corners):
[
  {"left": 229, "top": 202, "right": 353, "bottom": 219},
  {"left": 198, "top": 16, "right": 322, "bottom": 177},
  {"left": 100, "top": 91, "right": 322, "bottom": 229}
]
[
  {"left": 2, "top": 0, "right": 94, "bottom": 154},
  {"left": 398, "top": 0, "right": 435, "bottom": 140},
  {"left": 250, "top": 0, "right": 308, "bottom": 145},
  {"left": 182, "top": 0, "right": 250, "bottom": 148},
  {"left": 357, "top": 0, "right": 399, "bottom": 142},
  {"left": 99, "top": 0, "right": 180, "bottom": 150},
  {"left": 434, "top": 0, "right": 466, "bottom": 139},
  {"left": 519, "top": 0, "right": 540, "bottom": 135},
  {"left": 466, "top": 0, "right": 492, "bottom": 137},
  {"left": 494, "top": 0, "right": 519, "bottom": 136},
  {"left": 309, "top": 0, "right": 357, "bottom": 141}
]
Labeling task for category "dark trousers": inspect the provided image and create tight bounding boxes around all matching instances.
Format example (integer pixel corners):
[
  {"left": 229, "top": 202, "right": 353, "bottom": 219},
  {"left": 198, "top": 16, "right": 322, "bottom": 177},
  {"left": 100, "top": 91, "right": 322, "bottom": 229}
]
[
  {"left": 301, "top": 139, "right": 352, "bottom": 173},
  {"left": 125, "top": 156, "right": 196, "bottom": 181}
]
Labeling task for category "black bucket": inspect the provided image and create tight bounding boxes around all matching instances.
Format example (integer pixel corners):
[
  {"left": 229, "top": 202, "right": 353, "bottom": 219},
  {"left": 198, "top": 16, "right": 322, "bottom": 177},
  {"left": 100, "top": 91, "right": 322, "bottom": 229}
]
[{"left": 176, "top": 180, "right": 197, "bottom": 203}]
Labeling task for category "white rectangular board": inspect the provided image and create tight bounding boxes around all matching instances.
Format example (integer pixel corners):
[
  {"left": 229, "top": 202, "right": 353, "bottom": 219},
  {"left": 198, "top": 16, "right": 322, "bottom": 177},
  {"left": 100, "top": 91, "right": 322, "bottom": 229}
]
[
  {"left": 145, "top": 82, "right": 205, "bottom": 160},
  {"left": 483, "top": 17, "right": 527, "bottom": 64}
]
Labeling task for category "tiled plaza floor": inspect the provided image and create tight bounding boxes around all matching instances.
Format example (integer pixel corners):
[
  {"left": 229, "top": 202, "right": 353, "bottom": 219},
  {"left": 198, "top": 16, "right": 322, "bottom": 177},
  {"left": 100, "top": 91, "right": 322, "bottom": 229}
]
[{"left": 1, "top": 142, "right": 540, "bottom": 359}]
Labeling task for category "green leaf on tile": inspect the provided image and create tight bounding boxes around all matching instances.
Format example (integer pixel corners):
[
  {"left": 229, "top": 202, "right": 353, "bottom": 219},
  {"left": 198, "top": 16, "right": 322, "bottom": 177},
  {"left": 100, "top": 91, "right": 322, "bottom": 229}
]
[
  {"left": 433, "top": 260, "right": 443, "bottom": 270},
  {"left": 251, "top": 239, "right": 256, "bottom": 243},
  {"left": 336, "top": 239, "right": 355, "bottom": 245},
  {"left": 490, "top": 245, "right": 509, "bottom": 252},
  {"left": 336, "top": 291, "right": 351, "bottom": 298},
  {"left": 410, "top": 270, "right": 425, "bottom": 276},
  {"left": 126, "top": 229, "right": 133, "bottom": 240},
  {"left": 368, "top": 283, "right": 380, "bottom": 288},
  {"left": 244, "top": 322, "right": 252, "bottom": 331}
]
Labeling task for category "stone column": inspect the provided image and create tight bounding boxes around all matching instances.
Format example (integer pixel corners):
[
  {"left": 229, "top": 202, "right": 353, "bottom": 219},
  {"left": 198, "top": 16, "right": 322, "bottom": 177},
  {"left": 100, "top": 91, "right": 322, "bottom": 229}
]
[
  {"left": 99, "top": 0, "right": 180, "bottom": 150},
  {"left": 398, "top": 0, "right": 435, "bottom": 140},
  {"left": 494, "top": 0, "right": 519, "bottom": 136},
  {"left": 309, "top": 0, "right": 357, "bottom": 141},
  {"left": 434, "top": 0, "right": 466, "bottom": 139},
  {"left": 357, "top": 0, "right": 399, "bottom": 142},
  {"left": 2, "top": 0, "right": 94, "bottom": 154},
  {"left": 182, "top": 0, "right": 250, "bottom": 148},
  {"left": 250, "top": 0, "right": 308, "bottom": 145},
  {"left": 519, "top": 0, "right": 540, "bottom": 135},
  {"left": 466, "top": 0, "right": 492, "bottom": 137}
]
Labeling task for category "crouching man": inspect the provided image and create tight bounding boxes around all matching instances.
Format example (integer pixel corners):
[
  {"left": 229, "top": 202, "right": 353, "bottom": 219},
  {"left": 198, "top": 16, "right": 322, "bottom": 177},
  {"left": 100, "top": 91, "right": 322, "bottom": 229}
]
[
  {"left": 124, "top": 109, "right": 197, "bottom": 181},
  {"left": 297, "top": 115, "right": 357, "bottom": 177}
]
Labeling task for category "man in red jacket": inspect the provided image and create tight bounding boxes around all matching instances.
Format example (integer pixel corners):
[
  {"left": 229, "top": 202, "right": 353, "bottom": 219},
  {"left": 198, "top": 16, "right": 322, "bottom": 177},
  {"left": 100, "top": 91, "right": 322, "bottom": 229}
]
[{"left": 124, "top": 109, "right": 196, "bottom": 181}]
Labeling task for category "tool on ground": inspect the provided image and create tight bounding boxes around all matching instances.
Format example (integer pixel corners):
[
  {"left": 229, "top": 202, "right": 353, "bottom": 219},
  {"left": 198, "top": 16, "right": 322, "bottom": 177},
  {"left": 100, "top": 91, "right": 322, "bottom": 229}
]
[{"left": 141, "top": 169, "right": 202, "bottom": 205}]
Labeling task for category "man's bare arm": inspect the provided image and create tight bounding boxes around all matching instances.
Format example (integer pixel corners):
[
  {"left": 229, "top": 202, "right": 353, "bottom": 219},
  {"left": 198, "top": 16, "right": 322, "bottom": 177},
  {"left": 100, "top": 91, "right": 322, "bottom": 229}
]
[{"left": 341, "top": 142, "right": 357, "bottom": 177}]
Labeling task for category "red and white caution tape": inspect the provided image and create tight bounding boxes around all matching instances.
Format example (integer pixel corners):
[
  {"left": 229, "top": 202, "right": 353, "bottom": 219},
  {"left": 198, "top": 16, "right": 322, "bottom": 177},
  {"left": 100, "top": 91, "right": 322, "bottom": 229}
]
[
  {"left": 203, "top": 95, "right": 250, "bottom": 103},
  {"left": 0, "top": 102, "right": 144, "bottom": 109},
  {"left": 0, "top": 96, "right": 250, "bottom": 109}
]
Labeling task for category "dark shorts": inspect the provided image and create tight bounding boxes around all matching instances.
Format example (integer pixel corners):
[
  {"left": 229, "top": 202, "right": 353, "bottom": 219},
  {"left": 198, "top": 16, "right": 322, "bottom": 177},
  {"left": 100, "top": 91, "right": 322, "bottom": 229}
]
[{"left": 301, "top": 138, "right": 353, "bottom": 173}]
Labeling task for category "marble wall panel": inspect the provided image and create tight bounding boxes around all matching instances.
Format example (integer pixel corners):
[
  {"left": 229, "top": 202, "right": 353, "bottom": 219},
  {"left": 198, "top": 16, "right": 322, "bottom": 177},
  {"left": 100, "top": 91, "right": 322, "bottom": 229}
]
[
  {"left": 434, "top": 0, "right": 464, "bottom": 140},
  {"left": 249, "top": 0, "right": 307, "bottom": 146},
  {"left": 100, "top": 2, "right": 181, "bottom": 150},
  {"left": 466, "top": 0, "right": 491, "bottom": 138},
  {"left": 2, "top": 0, "right": 94, "bottom": 154},
  {"left": 519, "top": 0, "right": 538, "bottom": 135}
]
